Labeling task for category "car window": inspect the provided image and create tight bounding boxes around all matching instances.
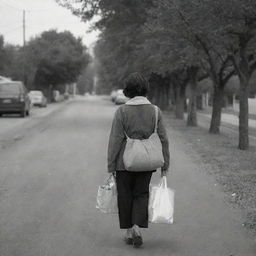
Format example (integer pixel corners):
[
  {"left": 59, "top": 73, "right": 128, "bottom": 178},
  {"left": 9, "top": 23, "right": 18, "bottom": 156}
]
[
  {"left": 117, "top": 89, "right": 124, "bottom": 94},
  {"left": 0, "top": 83, "right": 21, "bottom": 94},
  {"left": 29, "top": 91, "right": 42, "bottom": 96}
]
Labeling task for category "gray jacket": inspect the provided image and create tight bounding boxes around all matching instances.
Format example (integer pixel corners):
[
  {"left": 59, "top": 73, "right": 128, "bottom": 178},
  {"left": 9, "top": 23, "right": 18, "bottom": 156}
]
[{"left": 107, "top": 97, "right": 170, "bottom": 173}]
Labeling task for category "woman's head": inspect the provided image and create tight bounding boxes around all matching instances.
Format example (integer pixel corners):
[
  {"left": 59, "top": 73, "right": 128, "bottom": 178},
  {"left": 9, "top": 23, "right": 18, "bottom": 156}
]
[{"left": 123, "top": 72, "right": 149, "bottom": 98}]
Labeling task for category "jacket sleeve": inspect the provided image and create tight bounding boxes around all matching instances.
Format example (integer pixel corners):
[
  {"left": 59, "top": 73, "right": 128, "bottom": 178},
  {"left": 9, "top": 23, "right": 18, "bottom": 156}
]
[
  {"left": 157, "top": 108, "right": 170, "bottom": 171},
  {"left": 107, "top": 107, "right": 126, "bottom": 173}
]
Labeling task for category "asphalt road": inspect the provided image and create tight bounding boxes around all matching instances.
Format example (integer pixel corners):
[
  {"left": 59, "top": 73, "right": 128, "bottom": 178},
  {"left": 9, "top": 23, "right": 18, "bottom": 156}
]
[{"left": 0, "top": 96, "right": 255, "bottom": 256}]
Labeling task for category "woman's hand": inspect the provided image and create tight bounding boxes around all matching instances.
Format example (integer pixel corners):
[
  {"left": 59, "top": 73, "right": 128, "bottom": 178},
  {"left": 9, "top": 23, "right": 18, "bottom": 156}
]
[
  {"left": 111, "top": 172, "right": 116, "bottom": 179},
  {"left": 161, "top": 170, "right": 168, "bottom": 177}
]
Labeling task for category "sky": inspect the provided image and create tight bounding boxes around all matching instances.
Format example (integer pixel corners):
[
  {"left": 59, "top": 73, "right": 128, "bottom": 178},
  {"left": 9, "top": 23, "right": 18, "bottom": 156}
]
[{"left": 0, "top": 0, "right": 99, "bottom": 48}]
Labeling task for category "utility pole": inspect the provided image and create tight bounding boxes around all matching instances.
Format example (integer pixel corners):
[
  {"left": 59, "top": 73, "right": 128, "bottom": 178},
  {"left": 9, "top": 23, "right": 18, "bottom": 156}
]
[
  {"left": 23, "top": 10, "right": 26, "bottom": 46},
  {"left": 23, "top": 10, "right": 27, "bottom": 85}
]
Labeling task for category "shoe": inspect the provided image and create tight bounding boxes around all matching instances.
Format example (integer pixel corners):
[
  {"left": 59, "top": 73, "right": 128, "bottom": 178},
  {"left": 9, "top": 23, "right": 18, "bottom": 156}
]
[
  {"left": 132, "top": 225, "right": 143, "bottom": 248},
  {"left": 124, "top": 228, "right": 133, "bottom": 245}
]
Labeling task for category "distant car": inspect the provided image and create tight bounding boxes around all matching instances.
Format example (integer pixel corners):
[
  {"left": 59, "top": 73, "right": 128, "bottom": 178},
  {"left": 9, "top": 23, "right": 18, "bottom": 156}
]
[
  {"left": 110, "top": 90, "right": 118, "bottom": 102},
  {"left": 28, "top": 90, "right": 47, "bottom": 107},
  {"left": 115, "top": 89, "right": 129, "bottom": 105},
  {"left": 52, "top": 90, "right": 60, "bottom": 102},
  {"left": 64, "top": 92, "right": 69, "bottom": 100},
  {"left": 0, "top": 80, "right": 30, "bottom": 117}
]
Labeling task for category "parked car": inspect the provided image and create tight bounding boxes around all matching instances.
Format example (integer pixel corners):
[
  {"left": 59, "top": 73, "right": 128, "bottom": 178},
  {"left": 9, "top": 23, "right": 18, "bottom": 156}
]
[
  {"left": 28, "top": 90, "right": 47, "bottom": 107},
  {"left": 115, "top": 89, "right": 129, "bottom": 105},
  {"left": 52, "top": 90, "right": 60, "bottom": 102},
  {"left": 64, "top": 92, "right": 69, "bottom": 100},
  {"left": 110, "top": 89, "right": 118, "bottom": 102},
  {"left": 0, "top": 80, "right": 30, "bottom": 117}
]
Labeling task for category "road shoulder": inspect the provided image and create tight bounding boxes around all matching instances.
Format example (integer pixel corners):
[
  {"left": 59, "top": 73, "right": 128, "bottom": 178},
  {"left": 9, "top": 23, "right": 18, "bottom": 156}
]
[
  {"left": 0, "top": 100, "right": 72, "bottom": 151},
  {"left": 164, "top": 111, "right": 256, "bottom": 240}
]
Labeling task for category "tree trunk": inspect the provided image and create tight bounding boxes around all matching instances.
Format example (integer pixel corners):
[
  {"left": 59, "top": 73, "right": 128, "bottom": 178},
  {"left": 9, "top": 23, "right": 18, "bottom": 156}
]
[
  {"left": 175, "top": 86, "right": 185, "bottom": 119},
  {"left": 164, "top": 82, "right": 170, "bottom": 109},
  {"left": 238, "top": 79, "right": 249, "bottom": 150},
  {"left": 187, "top": 68, "right": 198, "bottom": 126},
  {"left": 158, "top": 86, "right": 164, "bottom": 109},
  {"left": 231, "top": 35, "right": 251, "bottom": 149},
  {"left": 150, "top": 86, "right": 157, "bottom": 105},
  {"left": 48, "top": 84, "right": 53, "bottom": 102},
  {"left": 209, "top": 86, "right": 224, "bottom": 134}
]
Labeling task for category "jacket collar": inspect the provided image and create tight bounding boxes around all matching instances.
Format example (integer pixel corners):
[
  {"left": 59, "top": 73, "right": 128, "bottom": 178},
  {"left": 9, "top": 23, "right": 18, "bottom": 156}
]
[{"left": 125, "top": 96, "right": 151, "bottom": 105}]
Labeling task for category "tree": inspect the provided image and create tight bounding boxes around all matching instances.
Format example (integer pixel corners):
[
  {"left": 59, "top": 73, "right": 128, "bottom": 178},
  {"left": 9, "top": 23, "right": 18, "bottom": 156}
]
[
  {"left": 24, "top": 30, "right": 90, "bottom": 99},
  {"left": 77, "top": 61, "right": 95, "bottom": 95},
  {"left": 0, "top": 36, "right": 25, "bottom": 83},
  {"left": 147, "top": 0, "right": 256, "bottom": 148},
  {"left": 58, "top": 0, "right": 256, "bottom": 149},
  {"left": 144, "top": 0, "right": 207, "bottom": 124},
  {"left": 0, "top": 35, "right": 5, "bottom": 73},
  {"left": 56, "top": 0, "right": 155, "bottom": 95},
  {"left": 150, "top": 0, "right": 237, "bottom": 131},
  {"left": 209, "top": 0, "right": 256, "bottom": 149},
  {"left": 170, "top": 69, "right": 189, "bottom": 119},
  {"left": 180, "top": 0, "right": 256, "bottom": 148}
]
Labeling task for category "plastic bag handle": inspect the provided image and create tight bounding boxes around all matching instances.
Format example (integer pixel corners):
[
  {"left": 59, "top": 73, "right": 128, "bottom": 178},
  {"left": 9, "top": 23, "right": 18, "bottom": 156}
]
[
  {"left": 162, "top": 176, "right": 167, "bottom": 188},
  {"left": 107, "top": 174, "right": 115, "bottom": 185}
]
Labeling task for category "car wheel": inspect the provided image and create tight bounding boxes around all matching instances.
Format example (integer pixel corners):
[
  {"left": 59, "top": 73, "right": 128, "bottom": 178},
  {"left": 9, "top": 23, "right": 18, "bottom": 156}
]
[{"left": 20, "top": 109, "right": 26, "bottom": 117}]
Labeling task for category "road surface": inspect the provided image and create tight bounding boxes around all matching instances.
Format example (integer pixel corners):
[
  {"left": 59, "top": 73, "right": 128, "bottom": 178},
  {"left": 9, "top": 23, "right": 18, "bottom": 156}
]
[{"left": 0, "top": 96, "right": 255, "bottom": 256}]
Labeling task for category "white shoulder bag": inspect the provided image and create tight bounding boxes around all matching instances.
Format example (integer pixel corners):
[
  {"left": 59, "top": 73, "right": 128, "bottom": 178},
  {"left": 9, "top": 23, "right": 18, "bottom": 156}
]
[{"left": 123, "top": 105, "right": 164, "bottom": 172}]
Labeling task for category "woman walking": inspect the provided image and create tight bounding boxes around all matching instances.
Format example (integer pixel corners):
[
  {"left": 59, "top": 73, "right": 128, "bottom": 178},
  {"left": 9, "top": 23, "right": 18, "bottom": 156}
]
[{"left": 107, "top": 72, "right": 170, "bottom": 248}]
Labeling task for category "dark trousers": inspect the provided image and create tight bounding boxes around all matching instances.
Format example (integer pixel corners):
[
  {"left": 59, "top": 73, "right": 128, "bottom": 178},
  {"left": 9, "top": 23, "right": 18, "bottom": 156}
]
[{"left": 116, "top": 171, "right": 153, "bottom": 229}]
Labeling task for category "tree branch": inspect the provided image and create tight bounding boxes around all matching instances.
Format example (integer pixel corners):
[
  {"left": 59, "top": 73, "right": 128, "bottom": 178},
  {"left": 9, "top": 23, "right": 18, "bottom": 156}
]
[
  {"left": 230, "top": 54, "right": 243, "bottom": 78},
  {"left": 198, "top": 73, "right": 209, "bottom": 82},
  {"left": 222, "top": 69, "right": 236, "bottom": 88},
  {"left": 249, "top": 59, "right": 256, "bottom": 76},
  {"left": 218, "top": 55, "right": 232, "bottom": 84}
]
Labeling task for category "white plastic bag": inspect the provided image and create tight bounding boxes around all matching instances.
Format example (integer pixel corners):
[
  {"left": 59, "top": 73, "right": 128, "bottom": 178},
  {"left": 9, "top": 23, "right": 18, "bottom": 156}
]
[
  {"left": 148, "top": 176, "right": 174, "bottom": 224},
  {"left": 96, "top": 175, "right": 118, "bottom": 214}
]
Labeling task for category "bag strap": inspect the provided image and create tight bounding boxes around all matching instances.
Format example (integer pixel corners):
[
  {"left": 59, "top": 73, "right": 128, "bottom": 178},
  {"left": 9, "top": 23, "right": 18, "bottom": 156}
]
[
  {"left": 154, "top": 105, "right": 159, "bottom": 133},
  {"left": 159, "top": 176, "right": 167, "bottom": 188},
  {"left": 163, "top": 176, "right": 167, "bottom": 188},
  {"left": 107, "top": 174, "right": 116, "bottom": 186},
  {"left": 124, "top": 130, "right": 129, "bottom": 139},
  {"left": 124, "top": 105, "right": 159, "bottom": 137}
]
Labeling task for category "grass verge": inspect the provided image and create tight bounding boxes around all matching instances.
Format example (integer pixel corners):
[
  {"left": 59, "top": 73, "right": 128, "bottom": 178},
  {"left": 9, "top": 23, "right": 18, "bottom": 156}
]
[{"left": 164, "top": 111, "right": 256, "bottom": 238}]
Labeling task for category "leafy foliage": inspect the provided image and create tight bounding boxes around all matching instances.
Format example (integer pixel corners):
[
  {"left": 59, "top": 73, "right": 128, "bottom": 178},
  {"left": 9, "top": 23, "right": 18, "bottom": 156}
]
[
  {"left": 57, "top": 0, "right": 256, "bottom": 148},
  {"left": 1, "top": 30, "right": 90, "bottom": 102},
  {"left": 25, "top": 30, "right": 90, "bottom": 89},
  {"left": 91, "top": 0, "right": 154, "bottom": 90}
]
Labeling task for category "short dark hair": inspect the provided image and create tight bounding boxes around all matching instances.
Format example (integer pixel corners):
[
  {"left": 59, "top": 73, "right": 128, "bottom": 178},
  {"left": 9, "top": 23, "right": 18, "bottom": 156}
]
[{"left": 123, "top": 72, "right": 149, "bottom": 98}]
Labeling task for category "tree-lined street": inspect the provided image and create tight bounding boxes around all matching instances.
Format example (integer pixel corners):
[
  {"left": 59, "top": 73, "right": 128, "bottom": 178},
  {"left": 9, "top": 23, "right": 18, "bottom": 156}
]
[
  {"left": 0, "top": 96, "right": 255, "bottom": 256},
  {"left": 1, "top": 0, "right": 256, "bottom": 254},
  {"left": 56, "top": 0, "right": 256, "bottom": 150}
]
